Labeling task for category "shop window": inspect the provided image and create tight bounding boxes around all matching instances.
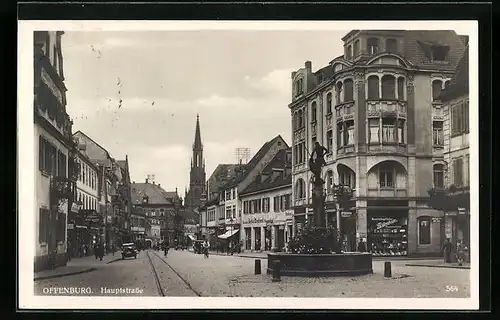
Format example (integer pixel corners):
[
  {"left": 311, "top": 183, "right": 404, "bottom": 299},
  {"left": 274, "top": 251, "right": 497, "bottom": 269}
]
[
  {"left": 367, "top": 37, "right": 379, "bottom": 55},
  {"left": 344, "top": 79, "right": 354, "bottom": 102},
  {"left": 353, "top": 39, "right": 360, "bottom": 57},
  {"left": 382, "top": 118, "right": 396, "bottom": 143},
  {"left": 381, "top": 75, "right": 396, "bottom": 99},
  {"left": 433, "top": 121, "right": 444, "bottom": 146},
  {"left": 39, "top": 208, "right": 49, "bottom": 243},
  {"left": 418, "top": 217, "right": 431, "bottom": 245},
  {"left": 397, "top": 77, "right": 405, "bottom": 100},
  {"left": 379, "top": 167, "right": 394, "bottom": 188},
  {"left": 386, "top": 38, "right": 398, "bottom": 53},
  {"left": 368, "top": 75, "right": 380, "bottom": 100},
  {"left": 433, "top": 164, "right": 445, "bottom": 188},
  {"left": 432, "top": 80, "right": 443, "bottom": 101},
  {"left": 326, "top": 92, "right": 333, "bottom": 114},
  {"left": 452, "top": 157, "right": 464, "bottom": 187},
  {"left": 336, "top": 82, "right": 343, "bottom": 104},
  {"left": 311, "top": 101, "right": 317, "bottom": 123}
]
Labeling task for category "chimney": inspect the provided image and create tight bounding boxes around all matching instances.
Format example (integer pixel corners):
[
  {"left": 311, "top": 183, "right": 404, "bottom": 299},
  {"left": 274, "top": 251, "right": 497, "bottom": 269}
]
[
  {"left": 158, "top": 183, "right": 161, "bottom": 188},
  {"left": 133, "top": 181, "right": 135, "bottom": 184},
  {"left": 305, "top": 61, "right": 312, "bottom": 70},
  {"left": 145, "top": 178, "right": 149, "bottom": 183}
]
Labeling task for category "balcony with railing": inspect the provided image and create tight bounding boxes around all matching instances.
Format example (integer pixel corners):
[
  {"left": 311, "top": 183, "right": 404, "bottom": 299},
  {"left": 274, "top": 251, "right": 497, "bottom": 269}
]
[{"left": 366, "top": 100, "right": 407, "bottom": 119}]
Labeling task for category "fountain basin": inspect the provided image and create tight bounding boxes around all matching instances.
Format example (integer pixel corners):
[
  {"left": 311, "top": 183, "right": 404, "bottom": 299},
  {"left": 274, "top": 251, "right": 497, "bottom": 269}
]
[{"left": 267, "top": 252, "right": 373, "bottom": 277}]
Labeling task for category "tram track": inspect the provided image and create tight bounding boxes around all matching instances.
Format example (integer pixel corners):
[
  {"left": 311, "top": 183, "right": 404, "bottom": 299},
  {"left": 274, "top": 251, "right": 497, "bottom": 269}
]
[{"left": 146, "top": 250, "right": 201, "bottom": 297}]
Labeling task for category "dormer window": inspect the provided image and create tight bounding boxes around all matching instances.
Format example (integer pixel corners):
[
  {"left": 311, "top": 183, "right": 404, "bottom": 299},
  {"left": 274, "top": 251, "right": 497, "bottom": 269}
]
[
  {"left": 142, "top": 194, "right": 149, "bottom": 203},
  {"left": 367, "top": 38, "right": 379, "bottom": 55},
  {"left": 346, "top": 45, "right": 352, "bottom": 59},
  {"left": 353, "top": 39, "right": 360, "bottom": 57},
  {"left": 431, "top": 45, "right": 449, "bottom": 61},
  {"left": 317, "top": 73, "right": 323, "bottom": 84},
  {"left": 386, "top": 39, "right": 398, "bottom": 54},
  {"left": 295, "top": 78, "right": 304, "bottom": 97}
]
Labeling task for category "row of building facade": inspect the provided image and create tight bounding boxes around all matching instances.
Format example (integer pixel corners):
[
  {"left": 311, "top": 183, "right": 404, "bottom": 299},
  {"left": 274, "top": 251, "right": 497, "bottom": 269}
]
[
  {"left": 33, "top": 31, "right": 187, "bottom": 271},
  {"left": 197, "top": 29, "right": 470, "bottom": 257}
]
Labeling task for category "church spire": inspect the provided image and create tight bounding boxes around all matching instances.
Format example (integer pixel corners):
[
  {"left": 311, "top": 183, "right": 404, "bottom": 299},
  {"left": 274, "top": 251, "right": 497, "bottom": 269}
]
[{"left": 193, "top": 113, "right": 202, "bottom": 151}]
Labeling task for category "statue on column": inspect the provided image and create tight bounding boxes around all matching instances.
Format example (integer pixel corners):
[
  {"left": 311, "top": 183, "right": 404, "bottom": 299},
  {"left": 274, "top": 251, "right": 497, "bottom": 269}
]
[{"left": 309, "top": 142, "right": 328, "bottom": 184}]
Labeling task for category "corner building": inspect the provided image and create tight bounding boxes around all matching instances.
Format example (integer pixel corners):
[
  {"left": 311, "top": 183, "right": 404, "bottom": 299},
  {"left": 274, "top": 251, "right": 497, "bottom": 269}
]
[{"left": 289, "top": 30, "right": 467, "bottom": 257}]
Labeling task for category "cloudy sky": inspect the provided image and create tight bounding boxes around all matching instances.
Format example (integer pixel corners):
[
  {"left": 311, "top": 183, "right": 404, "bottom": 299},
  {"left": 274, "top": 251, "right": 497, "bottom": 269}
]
[{"left": 62, "top": 30, "right": 347, "bottom": 192}]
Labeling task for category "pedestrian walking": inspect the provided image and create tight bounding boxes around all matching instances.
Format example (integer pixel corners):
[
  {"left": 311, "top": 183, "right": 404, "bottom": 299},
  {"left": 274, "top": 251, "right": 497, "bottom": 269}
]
[
  {"left": 442, "top": 238, "right": 453, "bottom": 263},
  {"left": 164, "top": 241, "right": 169, "bottom": 257},
  {"left": 203, "top": 239, "right": 210, "bottom": 258},
  {"left": 357, "top": 238, "right": 367, "bottom": 252},
  {"left": 456, "top": 240, "right": 466, "bottom": 266}
]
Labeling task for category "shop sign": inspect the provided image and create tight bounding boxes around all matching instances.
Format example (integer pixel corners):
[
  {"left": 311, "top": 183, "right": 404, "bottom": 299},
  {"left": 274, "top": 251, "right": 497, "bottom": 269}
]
[
  {"left": 341, "top": 211, "right": 352, "bottom": 218},
  {"left": 70, "top": 203, "right": 80, "bottom": 213},
  {"left": 431, "top": 217, "right": 442, "bottom": 223},
  {"left": 243, "top": 217, "right": 265, "bottom": 224},
  {"left": 67, "top": 223, "right": 74, "bottom": 230},
  {"left": 458, "top": 208, "right": 467, "bottom": 215},
  {"left": 374, "top": 218, "right": 399, "bottom": 230}
]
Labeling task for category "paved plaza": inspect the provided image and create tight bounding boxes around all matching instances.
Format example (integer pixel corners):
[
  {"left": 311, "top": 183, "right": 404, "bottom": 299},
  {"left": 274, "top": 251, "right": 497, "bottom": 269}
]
[{"left": 34, "top": 249, "right": 470, "bottom": 298}]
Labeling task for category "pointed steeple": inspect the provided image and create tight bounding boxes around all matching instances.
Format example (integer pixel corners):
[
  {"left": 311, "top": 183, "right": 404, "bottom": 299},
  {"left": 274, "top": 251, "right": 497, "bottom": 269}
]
[{"left": 193, "top": 114, "right": 202, "bottom": 150}]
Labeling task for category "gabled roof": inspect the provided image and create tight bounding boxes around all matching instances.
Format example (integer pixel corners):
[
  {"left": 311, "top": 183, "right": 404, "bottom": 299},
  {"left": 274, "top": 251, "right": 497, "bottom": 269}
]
[
  {"left": 222, "top": 135, "right": 288, "bottom": 189},
  {"left": 403, "top": 30, "right": 465, "bottom": 72},
  {"left": 73, "top": 130, "right": 112, "bottom": 159},
  {"left": 240, "top": 148, "right": 292, "bottom": 195},
  {"left": 439, "top": 44, "right": 469, "bottom": 102},
  {"left": 131, "top": 182, "right": 173, "bottom": 205},
  {"left": 208, "top": 164, "right": 244, "bottom": 182}
]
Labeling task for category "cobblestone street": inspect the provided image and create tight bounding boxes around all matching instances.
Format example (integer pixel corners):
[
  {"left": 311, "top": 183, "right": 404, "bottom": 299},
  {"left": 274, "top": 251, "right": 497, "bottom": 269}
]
[{"left": 34, "top": 249, "right": 470, "bottom": 298}]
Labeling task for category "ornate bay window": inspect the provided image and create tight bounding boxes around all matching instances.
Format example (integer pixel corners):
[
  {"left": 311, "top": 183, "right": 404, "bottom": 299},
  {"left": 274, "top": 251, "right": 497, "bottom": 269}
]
[{"left": 368, "top": 116, "right": 406, "bottom": 145}]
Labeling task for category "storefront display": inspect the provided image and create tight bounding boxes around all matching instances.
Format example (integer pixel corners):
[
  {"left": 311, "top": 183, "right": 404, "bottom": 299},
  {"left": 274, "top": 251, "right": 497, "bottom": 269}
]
[{"left": 368, "top": 215, "right": 408, "bottom": 256}]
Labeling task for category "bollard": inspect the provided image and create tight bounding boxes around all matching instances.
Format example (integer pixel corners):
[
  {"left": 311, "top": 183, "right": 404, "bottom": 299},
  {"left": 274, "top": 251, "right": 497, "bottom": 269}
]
[
  {"left": 384, "top": 261, "right": 392, "bottom": 278},
  {"left": 255, "top": 259, "right": 262, "bottom": 275},
  {"left": 272, "top": 260, "right": 281, "bottom": 282}
]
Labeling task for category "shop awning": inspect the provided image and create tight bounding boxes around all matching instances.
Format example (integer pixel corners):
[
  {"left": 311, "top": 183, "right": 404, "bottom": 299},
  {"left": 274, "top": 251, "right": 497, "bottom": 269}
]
[
  {"left": 218, "top": 229, "right": 239, "bottom": 239},
  {"left": 187, "top": 234, "right": 196, "bottom": 241}
]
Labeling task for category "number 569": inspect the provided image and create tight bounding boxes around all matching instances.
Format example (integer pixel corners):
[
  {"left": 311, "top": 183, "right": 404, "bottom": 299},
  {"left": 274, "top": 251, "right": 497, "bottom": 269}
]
[{"left": 446, "top": 285, "right": 458, "bottom": 292}]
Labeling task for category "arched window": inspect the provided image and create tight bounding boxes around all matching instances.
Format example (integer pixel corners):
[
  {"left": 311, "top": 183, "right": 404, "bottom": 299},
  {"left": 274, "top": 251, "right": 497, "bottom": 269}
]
[
  {"left": 368, "top": 75, "right": 380, "bottom": 100},
  {"left": 367, "top": 37, "right": 379, "bottom": 55},
  {"left": 381, "top": 75, "right": 396, "bottom": 99},
  {"left": 432, "top": 80, "right": 443, "bottom": 101},
  {"left": 346, "top": 45, "right": 352, "bottom": 59},
  {"left": 326, "top": 170, "right": 334, "bottom": 194},
  {"left": 326, "top": 92, "right": 332, "bottom": 114},
  {"left": 418, "top": 216, "right": 432, "bottom": 245},
  {"left": 311, "top": 101, "right": 317, "bottom": 122},
  {"left": 336, "top": 82, "right": 343, "bottom": 104},
  {"left": 295, "top": 179, "right": 306, "bottom": 199},
  {"left": 353, "top": 39, "right": 360, "bottom": 57},
  {"left": 433, "top": 164, "right": 444, "bottom": 188},
  {"left": 397, "top": 77, "right": 405, "bottom": 100},
  {"left": 344, "top": 79, "right": 354, "bottom": 102},
  {"left": 385, "top": 39, "right": 398, "bottom": 53}
]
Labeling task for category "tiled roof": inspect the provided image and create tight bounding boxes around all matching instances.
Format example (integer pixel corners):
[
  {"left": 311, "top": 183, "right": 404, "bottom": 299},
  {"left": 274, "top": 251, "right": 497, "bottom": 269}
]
[
  {"left": 439, "top": 44, "right": 469, "bottom": 102},
  {"left": 222, "top": 135, "right": 287, "bottom": 189},
  {"left": 403, "top": 30, "right": 466, "bottom": 72},
  {"left": 240, "top": 148, "right": 292, "bottom": 195},
  {"left": 131, "top": 182, "right": 173, "bottom": 205},
  {"left": 208, "top": 164, "right": 243, "bottom": 183}
]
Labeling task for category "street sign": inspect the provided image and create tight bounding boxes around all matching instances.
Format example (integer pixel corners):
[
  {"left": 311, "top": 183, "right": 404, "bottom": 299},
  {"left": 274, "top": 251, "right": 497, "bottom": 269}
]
[{"left": 341, "top": 211, "right": 352, "bottom": 218}]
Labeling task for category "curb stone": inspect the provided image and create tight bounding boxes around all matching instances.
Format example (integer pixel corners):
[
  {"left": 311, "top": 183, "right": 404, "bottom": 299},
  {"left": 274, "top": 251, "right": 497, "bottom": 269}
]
[
  {"left": 34, "top": 267, "right": 96, "bottom": 281},
  {"left": 405, "top": 263, "right": 470, "bottom": 270}
]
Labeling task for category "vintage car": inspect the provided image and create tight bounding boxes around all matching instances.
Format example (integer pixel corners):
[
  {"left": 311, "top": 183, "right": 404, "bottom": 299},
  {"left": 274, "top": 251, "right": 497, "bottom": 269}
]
[{"left": 121, "top": 243, "right": 137, "bottom": 259}]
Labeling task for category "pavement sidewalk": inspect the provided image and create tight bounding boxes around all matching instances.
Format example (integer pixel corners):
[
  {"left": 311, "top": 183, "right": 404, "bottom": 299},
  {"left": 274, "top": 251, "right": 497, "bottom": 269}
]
[
  {"left": 34, "top": 253, "right": 123, "bottom": 281},
  {"left": 405, "top": 261, "right": 470, "bottom": 269}
]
